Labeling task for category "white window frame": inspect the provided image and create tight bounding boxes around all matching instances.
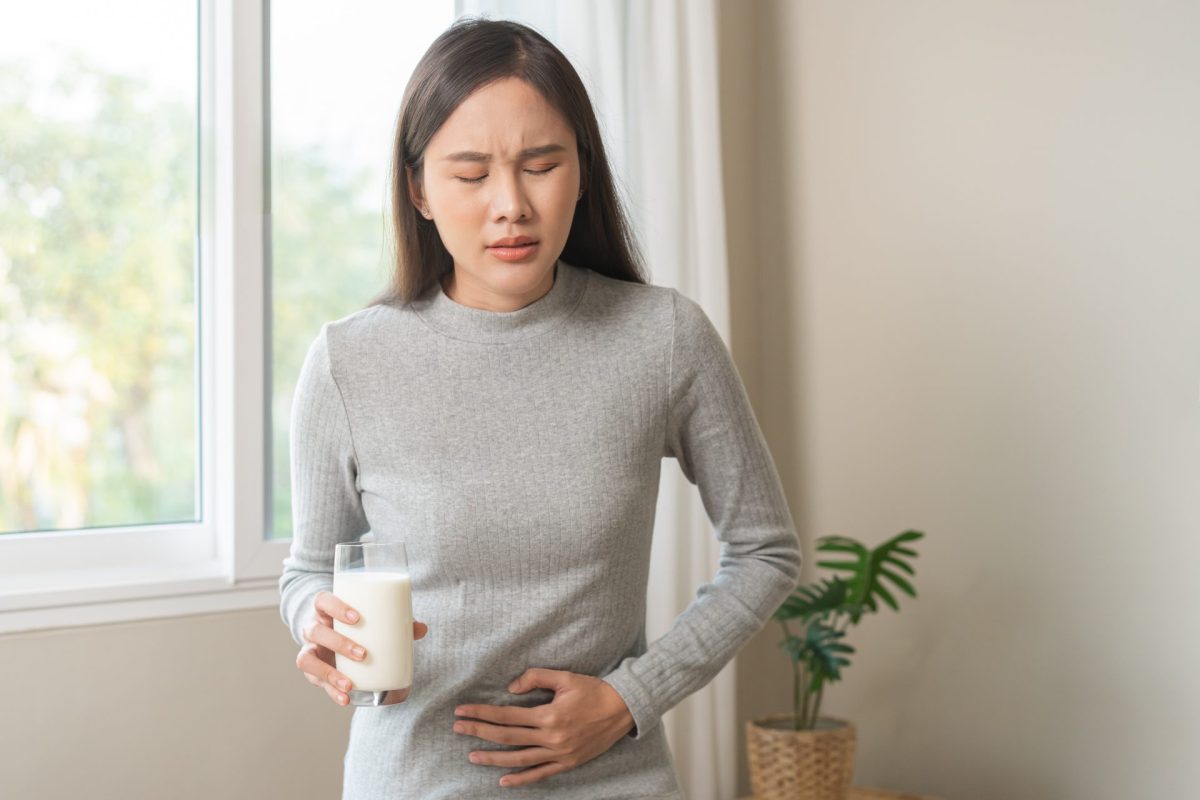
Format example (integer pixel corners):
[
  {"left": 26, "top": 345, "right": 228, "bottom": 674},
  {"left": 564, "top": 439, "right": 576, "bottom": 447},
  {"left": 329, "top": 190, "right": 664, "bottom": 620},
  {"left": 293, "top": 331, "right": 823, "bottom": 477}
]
[{"left": 0, "top": 0, "right": 289, "bottom": 635}]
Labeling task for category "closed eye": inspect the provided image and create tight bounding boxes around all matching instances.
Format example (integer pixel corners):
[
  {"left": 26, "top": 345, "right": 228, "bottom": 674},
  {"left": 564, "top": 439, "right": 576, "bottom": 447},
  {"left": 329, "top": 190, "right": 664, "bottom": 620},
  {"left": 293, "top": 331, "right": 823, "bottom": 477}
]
[{"left": 456, "top": 166, "right": 558, "bottom": 184}]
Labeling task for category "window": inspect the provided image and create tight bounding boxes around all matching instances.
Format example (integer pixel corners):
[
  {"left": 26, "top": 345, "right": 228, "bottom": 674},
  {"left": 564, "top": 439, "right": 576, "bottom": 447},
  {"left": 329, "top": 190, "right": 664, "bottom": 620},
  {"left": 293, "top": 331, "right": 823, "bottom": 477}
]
[
  {"left": 0, "top": 2, "right": 200, "bottom": 537},
  {"left": 267, "top": 1, "right": 452, "bottom": 540},
  {"left": 0, "top": 0, "right": 453, "bottom": 634}
]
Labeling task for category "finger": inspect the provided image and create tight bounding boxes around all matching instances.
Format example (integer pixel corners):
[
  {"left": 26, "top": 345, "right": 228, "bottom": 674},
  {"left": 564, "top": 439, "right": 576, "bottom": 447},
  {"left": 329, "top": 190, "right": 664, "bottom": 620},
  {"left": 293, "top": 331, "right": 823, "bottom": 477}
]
[
  {"left": 508, "top": 668, "right": 572, "bottom": 694},
  {"left": 296, "top": 645, "right": 354, "bottom": 695},
  {"left": 303, "top": 617, "right": 368, "bottom": 664},
  {"left": 320, "top": 678, "right": 352, "bottom": 706},
  {"left": 314, "top": 589, "right": 360, "bottom": 625},
  {"left": 414, "top": 621, "right": 429, "bottom": 640},
  {"left": 499, "top": 760, "right": 570, "bottom": 788},
  {"left": 296, "top": 642, "right": 328, "bottom": 676},
  {"left": 297, "top": 638, "right": 336, "bottom": 676},
  {"left": 455, "top": 703, "right": 542, "bottom": 727},
  {"left": 327, "top": 671, "right": 354, "bottom": 696},
  {"left": 453, "top": 719, "right": 543, "bottom": 747},
  {"left": 469, "top": 746, "right": 554, "bottom": 769}
]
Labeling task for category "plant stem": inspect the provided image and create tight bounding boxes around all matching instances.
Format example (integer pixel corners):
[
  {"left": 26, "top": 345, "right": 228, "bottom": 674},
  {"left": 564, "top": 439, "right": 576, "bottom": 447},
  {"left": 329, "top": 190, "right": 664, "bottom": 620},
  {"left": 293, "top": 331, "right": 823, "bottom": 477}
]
[
  {"left": 808, "top": 683, "right": 825, "bottom": 728},
  {"left": 780, "top": 621, "right": 801, "bottom": 729},
  {"left": 799, "top": 662, "right": 810, "bottom": 728},
  {"left": 792, "top": 658, "right": 802, "bottom": 730}
]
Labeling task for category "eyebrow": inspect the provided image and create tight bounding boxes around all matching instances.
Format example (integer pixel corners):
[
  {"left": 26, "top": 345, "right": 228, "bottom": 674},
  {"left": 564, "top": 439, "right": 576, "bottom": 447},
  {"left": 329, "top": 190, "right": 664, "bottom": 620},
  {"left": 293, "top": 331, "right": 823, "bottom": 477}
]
[{"left": 440, "top": 144, "right": 567, "bottom": 163}]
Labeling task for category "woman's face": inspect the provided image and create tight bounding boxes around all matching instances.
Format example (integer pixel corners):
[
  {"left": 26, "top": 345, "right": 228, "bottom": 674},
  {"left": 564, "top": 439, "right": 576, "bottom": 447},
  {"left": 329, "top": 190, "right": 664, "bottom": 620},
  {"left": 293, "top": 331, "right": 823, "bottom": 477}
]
[{"left": 410, "top": 76, "right": 582, "bottom": 311}]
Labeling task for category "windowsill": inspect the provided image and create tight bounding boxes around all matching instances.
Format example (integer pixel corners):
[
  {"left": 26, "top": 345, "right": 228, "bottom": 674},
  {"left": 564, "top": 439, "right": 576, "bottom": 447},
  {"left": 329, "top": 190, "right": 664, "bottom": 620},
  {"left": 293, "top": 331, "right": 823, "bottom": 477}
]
[{"left": 0, "top": 561, "right": 281, "bottom": 636}]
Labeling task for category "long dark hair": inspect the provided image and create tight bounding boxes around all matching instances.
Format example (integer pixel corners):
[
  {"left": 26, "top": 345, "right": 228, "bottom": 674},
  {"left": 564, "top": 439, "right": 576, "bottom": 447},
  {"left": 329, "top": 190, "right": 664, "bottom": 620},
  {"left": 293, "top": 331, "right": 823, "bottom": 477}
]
[{"left": 368, "top": 16, "right": 648, "bottom": 308}]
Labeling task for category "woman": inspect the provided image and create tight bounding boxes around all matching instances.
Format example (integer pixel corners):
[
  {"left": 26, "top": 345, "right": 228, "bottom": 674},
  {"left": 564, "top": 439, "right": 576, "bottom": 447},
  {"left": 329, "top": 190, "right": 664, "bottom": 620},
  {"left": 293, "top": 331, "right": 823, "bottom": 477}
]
[{"left": 280, "top": 16, "right": 802, "bottom": 800}]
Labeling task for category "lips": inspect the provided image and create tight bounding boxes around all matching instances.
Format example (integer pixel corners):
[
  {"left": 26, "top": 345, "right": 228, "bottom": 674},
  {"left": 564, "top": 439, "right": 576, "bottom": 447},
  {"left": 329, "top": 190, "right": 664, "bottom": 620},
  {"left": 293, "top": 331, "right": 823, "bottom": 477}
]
[
  {"left": 487, "top": 239, "right": 540, "bottom": 262},
  {"left": 489, "top": 236, "right": 538, "bottom": 248}
]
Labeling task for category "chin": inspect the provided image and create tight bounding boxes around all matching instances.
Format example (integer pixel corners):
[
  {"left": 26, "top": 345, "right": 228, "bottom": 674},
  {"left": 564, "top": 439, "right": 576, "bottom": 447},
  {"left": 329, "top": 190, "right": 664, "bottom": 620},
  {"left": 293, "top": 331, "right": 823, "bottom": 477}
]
[{"left": 483, "top": 257, "right": 553, "bottom": 277}]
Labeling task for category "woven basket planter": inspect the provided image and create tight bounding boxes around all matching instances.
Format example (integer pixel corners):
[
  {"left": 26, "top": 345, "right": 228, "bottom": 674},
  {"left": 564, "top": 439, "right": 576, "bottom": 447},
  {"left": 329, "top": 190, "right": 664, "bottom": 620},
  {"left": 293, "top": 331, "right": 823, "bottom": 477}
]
[{"left": 746, "top": 715, "right": 857, "bottom": 800}]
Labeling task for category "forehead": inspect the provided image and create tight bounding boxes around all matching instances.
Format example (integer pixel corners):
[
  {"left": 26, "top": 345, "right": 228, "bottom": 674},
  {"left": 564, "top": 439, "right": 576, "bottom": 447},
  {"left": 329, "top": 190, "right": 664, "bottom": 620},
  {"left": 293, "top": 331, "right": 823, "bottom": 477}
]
[{"left": 427, "top": 77, "right": 575, "bottom": 159}]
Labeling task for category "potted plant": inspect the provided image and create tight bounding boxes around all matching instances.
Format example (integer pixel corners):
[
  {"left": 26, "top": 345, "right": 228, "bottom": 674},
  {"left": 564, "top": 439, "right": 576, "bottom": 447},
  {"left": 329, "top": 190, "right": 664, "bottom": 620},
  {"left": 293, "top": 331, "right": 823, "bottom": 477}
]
[{"left": 745, "top": 529, "right": 925, "bottom": 800}]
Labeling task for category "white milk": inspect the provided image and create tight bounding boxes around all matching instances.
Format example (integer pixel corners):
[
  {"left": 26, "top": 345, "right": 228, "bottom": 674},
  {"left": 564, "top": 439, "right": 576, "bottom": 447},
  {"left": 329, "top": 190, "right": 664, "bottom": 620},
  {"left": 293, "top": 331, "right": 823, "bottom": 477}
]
[{"left": 332, "top": 570, "right": 413, "bottom": 692}]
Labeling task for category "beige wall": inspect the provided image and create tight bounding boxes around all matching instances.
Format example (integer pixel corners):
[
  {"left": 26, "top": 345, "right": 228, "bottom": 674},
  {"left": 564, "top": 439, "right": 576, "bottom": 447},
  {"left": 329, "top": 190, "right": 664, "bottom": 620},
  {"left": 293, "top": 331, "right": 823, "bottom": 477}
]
[
  {"left": 726, "top": 1, "right": 1200, "bottom": 799},
  {"left": 3, "top": 2, "right": 1198, "bottom": 799},
  {"left": 0, "top": 609, "right": 344, "bottom": 799}
]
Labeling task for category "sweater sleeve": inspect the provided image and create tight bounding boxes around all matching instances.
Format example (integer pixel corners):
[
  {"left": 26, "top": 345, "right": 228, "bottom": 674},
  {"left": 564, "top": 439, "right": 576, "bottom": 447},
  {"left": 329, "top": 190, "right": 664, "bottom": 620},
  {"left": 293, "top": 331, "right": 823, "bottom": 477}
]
[
  {"left": 600, "top": 288, "right": 803, "bottom": 740},
  {"left": 278, "top": 323, "right": 371, "bottom": 647}
]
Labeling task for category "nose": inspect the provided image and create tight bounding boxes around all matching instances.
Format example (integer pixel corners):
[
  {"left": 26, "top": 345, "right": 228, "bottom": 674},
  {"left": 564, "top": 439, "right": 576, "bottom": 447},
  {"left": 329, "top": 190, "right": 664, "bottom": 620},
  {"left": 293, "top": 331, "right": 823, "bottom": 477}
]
[{"left": 488, "top": 167, "right": 532, "bottom": 223}]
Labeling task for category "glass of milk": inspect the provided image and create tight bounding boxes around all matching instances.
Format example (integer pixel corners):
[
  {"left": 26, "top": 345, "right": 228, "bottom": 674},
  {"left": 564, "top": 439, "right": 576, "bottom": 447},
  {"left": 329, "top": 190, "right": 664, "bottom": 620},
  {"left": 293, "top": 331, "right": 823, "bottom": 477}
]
[{"left": 333, "top": 541, "right": 414, "bottom": 707}]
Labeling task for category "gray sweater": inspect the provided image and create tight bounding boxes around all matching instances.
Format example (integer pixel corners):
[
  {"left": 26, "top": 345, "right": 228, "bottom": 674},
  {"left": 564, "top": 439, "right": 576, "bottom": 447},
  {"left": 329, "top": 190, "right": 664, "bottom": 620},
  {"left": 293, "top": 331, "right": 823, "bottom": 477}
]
[{"left": 279, "top": 258, "right": 802, "bottom": 799}]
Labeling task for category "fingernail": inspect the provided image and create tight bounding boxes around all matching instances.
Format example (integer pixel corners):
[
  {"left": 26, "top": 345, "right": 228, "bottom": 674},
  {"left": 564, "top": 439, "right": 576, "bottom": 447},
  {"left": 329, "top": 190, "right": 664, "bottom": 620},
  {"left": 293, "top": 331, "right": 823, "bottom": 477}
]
[
  {"left": 339, "top": 679, "right": 350, "bottom": 691},
  {"left": 347, "top": 610, "right": 358, "bottom": 622},
  {"left": 353, "top": 646, "right": 365, "bottom": 658},
  {"left": 468, "top": 752, "right": 480, "bottom": 763}
]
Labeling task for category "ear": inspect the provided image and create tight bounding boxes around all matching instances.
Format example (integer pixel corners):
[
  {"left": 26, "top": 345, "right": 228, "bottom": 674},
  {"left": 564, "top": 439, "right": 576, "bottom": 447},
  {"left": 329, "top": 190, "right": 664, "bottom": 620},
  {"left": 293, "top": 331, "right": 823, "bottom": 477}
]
[{"left": 406, "top": 165, "right": 427, "bottom": 214}]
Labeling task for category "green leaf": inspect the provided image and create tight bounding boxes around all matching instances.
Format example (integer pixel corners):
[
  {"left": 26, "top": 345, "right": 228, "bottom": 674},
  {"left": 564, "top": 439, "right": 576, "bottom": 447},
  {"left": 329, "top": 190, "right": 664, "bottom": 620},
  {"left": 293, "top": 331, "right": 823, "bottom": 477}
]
[
  {"left": 772, "top": 577, "right": 849, "bottom": 623},
  {"left": 874, "top": 581, "right": 899, "bottom": 611},
  {"left": 817, "top": 537, "right": 870, "bottom": 556},
  {"left": 815, "top": 560, "right": 861, "bottom": 572},
  {"left": 780, "top": 634, "right": 807, "bottom": 661},
  {"left": 878, "top": 567, "right": 917, "bottom": 597},
  {"left": 845, "top": 603, "right": 867, "bottom": 625},
  {"left": 815, "top": 529, "right": 924, "bottom": 615},
  {"left": 804, "top": 622, "right": 853, "bottom": 681},
  {"left": 882, "top": 555, "right": 916, "bottom": 576}
]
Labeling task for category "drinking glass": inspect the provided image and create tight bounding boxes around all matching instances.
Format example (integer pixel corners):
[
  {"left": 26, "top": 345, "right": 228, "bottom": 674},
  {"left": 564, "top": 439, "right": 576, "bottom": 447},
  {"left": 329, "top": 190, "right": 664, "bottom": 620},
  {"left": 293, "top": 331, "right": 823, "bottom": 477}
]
[{"left": 333, "top": 541, "right": 414, "bottom": 707}]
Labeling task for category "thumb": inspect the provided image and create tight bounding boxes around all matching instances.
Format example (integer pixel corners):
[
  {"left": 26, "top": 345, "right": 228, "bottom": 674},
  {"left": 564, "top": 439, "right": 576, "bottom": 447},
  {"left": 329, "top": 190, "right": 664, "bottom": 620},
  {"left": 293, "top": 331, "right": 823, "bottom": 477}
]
[{"left": 508, "top": 668, "right": 572, "bottom": 694}]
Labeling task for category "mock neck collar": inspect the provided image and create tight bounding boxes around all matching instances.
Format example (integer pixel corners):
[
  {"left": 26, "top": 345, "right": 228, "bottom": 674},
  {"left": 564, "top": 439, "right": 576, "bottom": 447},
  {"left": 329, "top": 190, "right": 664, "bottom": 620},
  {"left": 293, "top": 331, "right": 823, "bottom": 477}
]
[{"left": 411, "top": 258, "right": 589, "bottom": 344}]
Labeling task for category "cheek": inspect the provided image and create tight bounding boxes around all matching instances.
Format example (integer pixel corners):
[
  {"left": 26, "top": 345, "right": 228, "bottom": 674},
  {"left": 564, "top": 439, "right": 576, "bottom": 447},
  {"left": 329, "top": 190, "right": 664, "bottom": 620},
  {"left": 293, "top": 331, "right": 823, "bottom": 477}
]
[
  {"left": 432, "top": 189, "right": 485, "bottom": 225},
  {"left": 541, "top": 173, "right": 580, "bottom": 216}
]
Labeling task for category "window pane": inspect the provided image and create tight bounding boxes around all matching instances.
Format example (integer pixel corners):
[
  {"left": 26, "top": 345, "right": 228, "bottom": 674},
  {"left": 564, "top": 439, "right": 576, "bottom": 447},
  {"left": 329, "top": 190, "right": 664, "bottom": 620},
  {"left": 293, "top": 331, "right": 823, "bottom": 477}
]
[
  {"left": 0, "top": 2, "right": 200, "bottom": 535},
  {"left": 268, "top": 2, "right": 453, "bottom": 539}
]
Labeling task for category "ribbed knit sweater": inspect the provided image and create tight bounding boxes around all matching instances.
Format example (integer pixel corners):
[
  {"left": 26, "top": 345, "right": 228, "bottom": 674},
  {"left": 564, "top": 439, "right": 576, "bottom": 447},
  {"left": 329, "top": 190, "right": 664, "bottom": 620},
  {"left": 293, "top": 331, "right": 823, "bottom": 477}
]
[{"left": 279, "top": 258, "right": 802, "bottom": 799}]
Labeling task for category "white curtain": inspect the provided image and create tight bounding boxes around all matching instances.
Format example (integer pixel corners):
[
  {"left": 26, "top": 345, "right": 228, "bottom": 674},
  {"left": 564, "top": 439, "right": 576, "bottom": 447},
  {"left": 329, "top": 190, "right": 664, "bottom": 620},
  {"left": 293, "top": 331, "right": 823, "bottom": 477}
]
[{"left": 453, "top": 2, "right": 736, "bottom": 798}]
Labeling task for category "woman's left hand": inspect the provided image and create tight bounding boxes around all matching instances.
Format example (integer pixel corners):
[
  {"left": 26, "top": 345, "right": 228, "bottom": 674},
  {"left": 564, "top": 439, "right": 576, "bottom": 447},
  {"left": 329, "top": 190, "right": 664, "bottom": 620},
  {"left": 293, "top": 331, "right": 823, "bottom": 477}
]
[{"left": 453, "top": 667, "right": 635, "bottom": 788}]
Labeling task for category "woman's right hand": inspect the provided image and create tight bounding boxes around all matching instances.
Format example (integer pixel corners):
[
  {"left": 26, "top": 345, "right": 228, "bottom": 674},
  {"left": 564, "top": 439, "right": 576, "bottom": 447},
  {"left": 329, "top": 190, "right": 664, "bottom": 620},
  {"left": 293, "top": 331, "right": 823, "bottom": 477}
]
[{"left": 295, "top": 589, "right": 429, "bottom": 706}]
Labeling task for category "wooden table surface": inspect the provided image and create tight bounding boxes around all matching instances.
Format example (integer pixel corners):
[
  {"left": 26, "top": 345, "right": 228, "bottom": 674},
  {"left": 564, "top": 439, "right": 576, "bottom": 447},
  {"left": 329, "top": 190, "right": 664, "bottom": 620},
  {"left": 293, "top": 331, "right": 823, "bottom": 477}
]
[{"left": 740, "top": 787, "right": 943, "bottom": 800}]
